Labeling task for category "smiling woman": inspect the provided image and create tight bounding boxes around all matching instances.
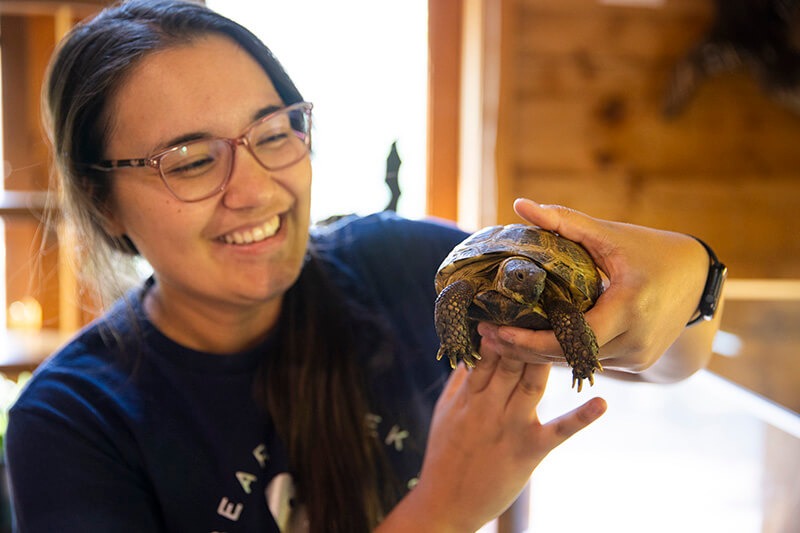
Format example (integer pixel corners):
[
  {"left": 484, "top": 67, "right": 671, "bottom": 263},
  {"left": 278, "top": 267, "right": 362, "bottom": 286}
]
[{"left": 3, "top": 1, "right": 722, "bottom": 532}]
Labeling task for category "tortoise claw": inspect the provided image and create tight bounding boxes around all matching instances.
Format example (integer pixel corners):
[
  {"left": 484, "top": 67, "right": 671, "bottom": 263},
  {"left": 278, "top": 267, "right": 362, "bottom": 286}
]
[{"left": 437, "top": 346, "right": 481, "bottom": 369}]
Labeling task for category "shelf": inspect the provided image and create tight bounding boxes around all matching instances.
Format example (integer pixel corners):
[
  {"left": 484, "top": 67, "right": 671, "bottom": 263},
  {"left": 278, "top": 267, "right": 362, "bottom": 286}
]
[
  {"left": 0, "top": 191, "right": 48, "bottom": 218},
  {"left": 0, "top": 329, "right": 69, "bottom": 378}
]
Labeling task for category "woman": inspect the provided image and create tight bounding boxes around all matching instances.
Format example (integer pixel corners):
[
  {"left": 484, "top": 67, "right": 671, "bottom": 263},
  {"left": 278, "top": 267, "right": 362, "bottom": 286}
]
[{"left": 6, "top": 1, "right": 721, "bottom": 532}]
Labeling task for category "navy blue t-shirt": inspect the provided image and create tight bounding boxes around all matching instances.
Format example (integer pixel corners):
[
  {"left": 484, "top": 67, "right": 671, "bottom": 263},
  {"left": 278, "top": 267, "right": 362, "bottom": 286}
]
[{"left": 5, "top": 213, "right": 467, "bottom": 532}]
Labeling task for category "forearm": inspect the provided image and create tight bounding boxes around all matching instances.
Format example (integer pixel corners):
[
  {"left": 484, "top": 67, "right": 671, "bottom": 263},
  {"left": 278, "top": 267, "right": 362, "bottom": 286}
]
[
  {"left": 602, "top": 296, "right": 723, "bottom": 384},
  {"left": 375, "top": 484, "right": 469, "bottom": 533}
]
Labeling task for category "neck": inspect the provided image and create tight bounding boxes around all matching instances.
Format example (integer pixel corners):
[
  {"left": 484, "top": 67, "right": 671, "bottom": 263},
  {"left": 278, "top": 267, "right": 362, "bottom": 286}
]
[{"left": 143, "top": 278, "right": 282, "bottom": 353}]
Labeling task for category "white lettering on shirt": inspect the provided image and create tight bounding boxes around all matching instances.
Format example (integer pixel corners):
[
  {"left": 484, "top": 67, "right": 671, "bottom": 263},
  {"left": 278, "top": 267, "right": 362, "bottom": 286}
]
[
  {"left": 217, "top": 497, "right": 243, "bottom": 521},
  {"left": 384, "top": 425, "right": 409, "bottom": 451},
  {"left": 365, "top": 413, "right": 382, "bottom": 438},
  {"left": 236, "top": 471, "right": 258, "bottom": 495},
  {"left": 253, "top": 443, "right": 269, "bottom": 468}
]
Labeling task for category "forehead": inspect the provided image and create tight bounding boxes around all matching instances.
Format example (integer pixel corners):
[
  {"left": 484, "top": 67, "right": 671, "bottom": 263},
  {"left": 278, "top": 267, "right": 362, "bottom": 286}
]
[{"left": 106, "top": 35, "right": 282, "bottom": 154}]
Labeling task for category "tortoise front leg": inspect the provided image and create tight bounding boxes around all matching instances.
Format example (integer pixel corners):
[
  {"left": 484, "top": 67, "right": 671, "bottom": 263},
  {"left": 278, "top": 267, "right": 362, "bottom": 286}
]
[
  {"left": 435, "top": 279, "right": 480, "bottom": 368},
  {"left": 545, "top": 298, "right": 603, "bottom": 392}
]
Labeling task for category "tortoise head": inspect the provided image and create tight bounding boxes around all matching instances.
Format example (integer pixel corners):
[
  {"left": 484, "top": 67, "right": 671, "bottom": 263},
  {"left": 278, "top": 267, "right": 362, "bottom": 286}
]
[{"left": 496, "top": 257, "right": 547, "bottom": 305}]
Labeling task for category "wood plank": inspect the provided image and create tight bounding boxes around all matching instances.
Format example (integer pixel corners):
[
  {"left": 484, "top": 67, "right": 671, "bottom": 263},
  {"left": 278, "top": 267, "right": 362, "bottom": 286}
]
[
  {"left": 0, "top": 2, "right": 107, "bottom": 17},
  {"left": 512, "top": 73, "right": 800, "bottom": 174},
  {"left": 427, "top": 0, "right": 462, "bottom": 222},
  {"left": 518, "top": 0, "right": 709, "bottom": 15},
  {"left": 516, "top": 0, "right": 712, "bottom": 61},
  {"left": 1, "top": 15, "right": 54, "bottom": 191},
  {"left": 2, "top": 14, "right": 61, "bottom": 330},
  {"left": 510, "top": 172, "right": 800, "bottom": 279}
]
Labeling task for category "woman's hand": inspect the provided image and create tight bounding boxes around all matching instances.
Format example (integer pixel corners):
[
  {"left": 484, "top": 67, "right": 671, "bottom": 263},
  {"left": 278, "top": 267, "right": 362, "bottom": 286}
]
[
  {"left": 379, "top": 347, "right": 606, "bottom": 532},
  {"left": 478, "top": 198, "right": 718, "bottom": 383}
]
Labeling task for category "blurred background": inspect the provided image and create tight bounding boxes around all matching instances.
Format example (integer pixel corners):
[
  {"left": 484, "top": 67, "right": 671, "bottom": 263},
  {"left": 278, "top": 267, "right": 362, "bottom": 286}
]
[{"left": 0, "top": 0, "right": 797, "bottom": 531}]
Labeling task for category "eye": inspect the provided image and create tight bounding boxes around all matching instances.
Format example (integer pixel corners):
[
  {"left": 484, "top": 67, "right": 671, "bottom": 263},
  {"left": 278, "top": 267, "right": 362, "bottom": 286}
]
[
  {"left": 166, "top": 156, "right": 214, "bottom": 175},
  {"left": 515, "top": 271, "right": 525, "bottom": 281},
  {"left": 255, "top": 132, "right": 289, "bottom": 147},
  {"left": 161, "top": 150, "right": 219, "bottom": 179}
]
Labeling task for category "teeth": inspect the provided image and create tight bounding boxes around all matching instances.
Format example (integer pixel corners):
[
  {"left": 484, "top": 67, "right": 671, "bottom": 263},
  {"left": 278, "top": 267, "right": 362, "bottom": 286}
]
[{"left": 221, "top": 215, "right": 281, "bottom": 245}]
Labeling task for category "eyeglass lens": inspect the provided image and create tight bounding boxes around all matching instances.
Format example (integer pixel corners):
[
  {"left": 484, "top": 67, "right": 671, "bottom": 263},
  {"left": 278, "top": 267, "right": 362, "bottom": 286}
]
[{"left": 159, "top": 105, "right": 310, "bottom": 201}]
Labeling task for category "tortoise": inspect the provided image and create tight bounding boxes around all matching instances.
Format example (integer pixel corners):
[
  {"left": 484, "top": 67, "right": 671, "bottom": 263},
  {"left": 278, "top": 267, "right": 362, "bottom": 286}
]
[{"left": 434, "top": 224, "right": 604, "bottom": 391}]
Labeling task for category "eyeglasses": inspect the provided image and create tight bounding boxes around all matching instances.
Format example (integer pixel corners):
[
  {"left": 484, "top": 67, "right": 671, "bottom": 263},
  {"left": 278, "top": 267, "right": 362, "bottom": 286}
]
[{"left": 90, "top": 101, "right": 313, "bottom": 202}]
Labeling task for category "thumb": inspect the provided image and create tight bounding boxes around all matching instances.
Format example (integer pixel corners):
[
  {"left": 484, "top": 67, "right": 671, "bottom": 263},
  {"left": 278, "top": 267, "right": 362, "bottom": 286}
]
[{"left": 538, "top": 396, "right": 607, "bottom": 449}]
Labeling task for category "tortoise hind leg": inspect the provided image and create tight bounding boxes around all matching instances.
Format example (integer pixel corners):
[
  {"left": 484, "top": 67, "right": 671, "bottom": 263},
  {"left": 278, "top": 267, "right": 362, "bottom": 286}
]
[
  {"left": 435, "top": 279, "right": 481, "bottom": 368},
  {"left": 545, "top": 298, "right": 602, "bottom": 392}
]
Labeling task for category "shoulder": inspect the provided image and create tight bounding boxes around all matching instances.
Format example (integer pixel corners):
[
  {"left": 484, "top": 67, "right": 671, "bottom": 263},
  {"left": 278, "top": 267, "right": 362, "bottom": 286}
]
[
  {"left": 311, "top": 212, "right": 468, "bottom": 272},
  {"left": 9, "top": 292, "right": 145, "bottom": 432}
]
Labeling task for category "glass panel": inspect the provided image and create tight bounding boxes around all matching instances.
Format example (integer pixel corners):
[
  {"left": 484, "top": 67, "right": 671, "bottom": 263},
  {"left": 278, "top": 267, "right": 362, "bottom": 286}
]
[
  {"left": 207, "top": 0, "right": 428, "bottom": 223},
  {"left": 529, "top": 365, "right": 800, "bottom": 532}
]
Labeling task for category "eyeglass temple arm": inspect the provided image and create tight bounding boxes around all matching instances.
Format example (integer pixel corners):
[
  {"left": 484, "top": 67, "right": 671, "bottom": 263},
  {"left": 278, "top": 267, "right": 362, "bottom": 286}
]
[{"left": 89, "top": 158, "right": 150, "bottom": 171}]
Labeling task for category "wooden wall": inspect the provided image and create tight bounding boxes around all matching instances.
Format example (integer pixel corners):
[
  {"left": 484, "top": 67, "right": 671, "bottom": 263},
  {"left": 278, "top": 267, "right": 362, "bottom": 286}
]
[
  {"left": 492, "top": 0, "right": 800, "bottom": 411},
  {"left": 1, "top": 14, "right": 60, "bottom": 329},
  {"left": 497, "top": 0, "right": 800, "bottom": 277},
  {"left": 1, "top": 2, "right": 110, "bottom": 337}
]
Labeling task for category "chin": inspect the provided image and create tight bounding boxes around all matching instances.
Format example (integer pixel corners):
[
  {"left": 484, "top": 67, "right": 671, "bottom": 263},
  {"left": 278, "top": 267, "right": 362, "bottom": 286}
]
[{"left": 246, "top": 259, "right": 305, "bottom": 304}]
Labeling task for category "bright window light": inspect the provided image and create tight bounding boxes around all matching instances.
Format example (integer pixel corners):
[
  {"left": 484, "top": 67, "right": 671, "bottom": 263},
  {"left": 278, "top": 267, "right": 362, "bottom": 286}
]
[
  {"left": 207, "top": 0, "right": 428, "bottom": 223},
  {"left": 527, "top": 367, "right": 792, "bottom": 532},
  {"left": 1, "top": 38, "right": 6, "bottom": 331}
]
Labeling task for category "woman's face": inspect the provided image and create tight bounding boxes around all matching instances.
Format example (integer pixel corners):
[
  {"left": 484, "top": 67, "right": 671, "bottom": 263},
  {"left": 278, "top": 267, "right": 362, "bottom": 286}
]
[{"left": 104, "top": 35, "right": 311, "bottom": 316}]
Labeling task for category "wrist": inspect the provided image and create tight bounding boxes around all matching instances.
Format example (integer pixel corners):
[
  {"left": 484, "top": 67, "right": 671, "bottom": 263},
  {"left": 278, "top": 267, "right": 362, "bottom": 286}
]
[
  {"left": 377, "top": 479, "right": 478, "bottom": 533},
  {"left": 686, "top": 235, "right": 727, "bottom": 327}
]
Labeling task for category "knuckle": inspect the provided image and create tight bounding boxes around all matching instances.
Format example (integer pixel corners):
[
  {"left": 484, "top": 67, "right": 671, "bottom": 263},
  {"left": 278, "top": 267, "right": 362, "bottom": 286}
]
[
  {"left": 516, "top": 378, "right": 545, "bottom": 398},
  {"left": 495, "top": 357, "right": 524, "bottom": 377}
]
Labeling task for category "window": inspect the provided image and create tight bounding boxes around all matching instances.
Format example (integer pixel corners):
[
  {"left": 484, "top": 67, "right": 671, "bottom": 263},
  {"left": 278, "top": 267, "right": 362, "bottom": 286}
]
[{"left": 207, "top": 0, "right": 429, "bottom": 223}]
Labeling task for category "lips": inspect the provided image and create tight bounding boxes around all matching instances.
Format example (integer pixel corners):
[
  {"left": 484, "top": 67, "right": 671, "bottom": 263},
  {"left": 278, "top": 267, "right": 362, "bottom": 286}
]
[{"left": 219, "top": 215, "right": 281, "bottom": 245}]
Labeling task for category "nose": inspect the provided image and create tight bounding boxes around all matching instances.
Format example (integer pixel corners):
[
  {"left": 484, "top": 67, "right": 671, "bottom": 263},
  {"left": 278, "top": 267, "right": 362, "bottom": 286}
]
[{"left": 220, "top": 142, "right": 277, "bottom": 209}]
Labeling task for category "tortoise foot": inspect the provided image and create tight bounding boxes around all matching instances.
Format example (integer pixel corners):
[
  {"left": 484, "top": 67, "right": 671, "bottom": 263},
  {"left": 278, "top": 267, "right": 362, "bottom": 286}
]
[
  {"left": 546, "top": 297, "right": 602, "bottom": 392},
  {"left": 570, "top": 357, "right": 603, "bottom": 392},
  {"left": 436, "top": 345, "right": 481, "bottom": 369}
]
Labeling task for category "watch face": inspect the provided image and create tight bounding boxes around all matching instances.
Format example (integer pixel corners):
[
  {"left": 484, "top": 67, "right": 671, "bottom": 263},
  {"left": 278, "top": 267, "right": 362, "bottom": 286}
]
[{"left": 702, "top": 263, "right": 727, "bottom": 317}]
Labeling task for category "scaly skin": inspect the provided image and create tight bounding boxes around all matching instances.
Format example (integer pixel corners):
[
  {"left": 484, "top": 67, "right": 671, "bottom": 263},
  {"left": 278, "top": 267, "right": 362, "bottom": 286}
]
[
  {"left": 544, "top": 297, "right": 602, "bottom": 392},
  {"left": 435, "top": 279, "right": 481, "bottom": 368}
]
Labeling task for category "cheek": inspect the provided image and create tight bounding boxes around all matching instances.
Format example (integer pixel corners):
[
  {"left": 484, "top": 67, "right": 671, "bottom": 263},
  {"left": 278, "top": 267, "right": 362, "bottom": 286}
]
[
  {"left": 289, "top": 159, "right": 312, "bottom": 199},
  {"left": 111, "top": 185, "right": 194, "bottom": 249},
  {"left": 278, "top": 158, "right": 312, "bottom": 215}
]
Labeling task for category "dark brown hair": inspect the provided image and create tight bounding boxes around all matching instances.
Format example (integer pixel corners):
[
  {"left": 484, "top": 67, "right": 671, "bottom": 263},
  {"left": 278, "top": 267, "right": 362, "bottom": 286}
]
[{"left": 43, "top": 0, "right": 394, "bottom": 530}]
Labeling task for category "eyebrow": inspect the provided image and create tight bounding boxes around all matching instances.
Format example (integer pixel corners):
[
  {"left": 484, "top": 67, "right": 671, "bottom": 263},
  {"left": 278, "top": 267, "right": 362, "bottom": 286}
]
[
  {"left": 252, "top": 104, "right": 284, "bottom": 121},
  {"left": 156, "top": 104, "right": 285, "bottom": 151}
]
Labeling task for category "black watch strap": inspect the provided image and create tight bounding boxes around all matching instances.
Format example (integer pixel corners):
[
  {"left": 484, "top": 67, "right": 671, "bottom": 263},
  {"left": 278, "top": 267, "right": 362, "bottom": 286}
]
[{"left": 687, "top": 236, "right": 727, "bottom": 326}]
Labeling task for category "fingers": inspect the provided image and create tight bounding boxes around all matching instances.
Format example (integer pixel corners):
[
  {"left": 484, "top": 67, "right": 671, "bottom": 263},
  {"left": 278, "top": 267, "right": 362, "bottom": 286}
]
[
  {"left": 505, "top": 363, "right": 550, "bottom": 427},
  {"left": 466, "top": 340, "right": 500, "bottom": 394},
  {"left": 483, "top": 356, "right": 527, "bottom": 407},
  {"left": 468, "top": 335, "right": 543, "bottom": 411},
  {"left": 440, "top": 362, "right": 469, "bottom": 402},
  {"left": 483, "top": 322, "right": 562, "bottom": 357},
  {"left": 513, "top": 198, "right": 617, "bottom": 264},
  {"left": 537, "top": 397, "right": 607, "bottom": 449}
]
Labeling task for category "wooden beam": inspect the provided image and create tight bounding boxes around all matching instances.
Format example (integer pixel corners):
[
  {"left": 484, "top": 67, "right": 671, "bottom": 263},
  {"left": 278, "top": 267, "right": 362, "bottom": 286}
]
[{"left": 427, "top": 0, "right": 462, "bottom": 222}]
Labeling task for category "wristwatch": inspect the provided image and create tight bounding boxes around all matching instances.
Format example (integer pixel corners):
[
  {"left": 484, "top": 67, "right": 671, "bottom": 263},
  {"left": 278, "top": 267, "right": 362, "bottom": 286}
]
[{"left": 687, "top": 236, "right": 727, "bottom": 326}]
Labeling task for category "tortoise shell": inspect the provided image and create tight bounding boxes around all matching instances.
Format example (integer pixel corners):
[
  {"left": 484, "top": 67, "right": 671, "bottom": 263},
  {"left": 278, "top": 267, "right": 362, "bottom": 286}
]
[{"left": 435, "top": 224, "right": 602, "bottom": 313}]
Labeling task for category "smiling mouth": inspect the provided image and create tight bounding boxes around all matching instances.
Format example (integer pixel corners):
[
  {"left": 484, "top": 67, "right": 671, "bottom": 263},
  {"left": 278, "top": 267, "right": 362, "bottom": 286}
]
[{"left": 219, "top": 215, "right": 281, "bottom": 245}]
